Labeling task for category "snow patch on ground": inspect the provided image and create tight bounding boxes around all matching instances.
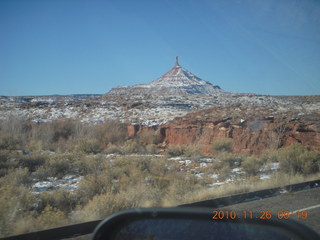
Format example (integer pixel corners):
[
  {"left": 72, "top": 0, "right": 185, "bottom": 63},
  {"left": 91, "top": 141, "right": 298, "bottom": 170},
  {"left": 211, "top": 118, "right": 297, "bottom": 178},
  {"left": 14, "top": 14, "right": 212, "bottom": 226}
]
[
  {"left": 28, "top": 154, "right": 283, "bottom": 194},
  {"left": 2, "top": 94, "right": 318, "bottom": 126},
  {"left": 32, "top": 175, "right": 83, "bottom": 193}
]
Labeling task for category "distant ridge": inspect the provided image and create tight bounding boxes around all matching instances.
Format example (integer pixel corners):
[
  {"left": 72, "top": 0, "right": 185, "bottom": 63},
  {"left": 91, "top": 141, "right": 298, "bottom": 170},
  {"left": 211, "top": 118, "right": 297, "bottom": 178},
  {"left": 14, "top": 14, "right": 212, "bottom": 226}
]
[{"left": 107, "top": 57, "right": 224, "bottom": 95}]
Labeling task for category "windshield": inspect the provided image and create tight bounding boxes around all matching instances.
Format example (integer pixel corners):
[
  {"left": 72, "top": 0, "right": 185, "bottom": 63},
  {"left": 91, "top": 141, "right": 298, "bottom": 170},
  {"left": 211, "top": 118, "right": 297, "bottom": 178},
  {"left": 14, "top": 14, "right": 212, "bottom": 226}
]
[{"left": 0, "top": 0, "right": 319, "bottom": 239}]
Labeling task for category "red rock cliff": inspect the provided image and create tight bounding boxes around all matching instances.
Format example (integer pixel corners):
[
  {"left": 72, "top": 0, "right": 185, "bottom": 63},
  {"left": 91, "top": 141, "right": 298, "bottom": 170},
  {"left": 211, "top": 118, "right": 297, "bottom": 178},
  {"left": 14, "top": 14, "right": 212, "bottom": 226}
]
[{"left": 130, "top": 107, "right": 320, "bottom": 155}]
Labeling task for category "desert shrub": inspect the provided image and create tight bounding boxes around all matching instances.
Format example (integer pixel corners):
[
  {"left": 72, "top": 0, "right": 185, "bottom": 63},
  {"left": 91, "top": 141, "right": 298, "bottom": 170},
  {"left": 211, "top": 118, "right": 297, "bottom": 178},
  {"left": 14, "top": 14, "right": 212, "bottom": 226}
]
[
  {"left": 38, "top": 189, "right": 77, "bottom": 213},
  {"left": 134, "top": 157, "right": 166, "bottom": 174},
  {"left": 33, "top": 205, "right": 67, "bottom": 230},
  {"left": 72, "top": 121, "right": 93, "bottom": 139},
  {"left": 25, "top": 140, "right": 44, "bottom": 152},
  {"left": 165, "top": 177, "right": 202, "bottom": 205},
  {"left": 145, "top": 144, "right": 157, "bottom": 154},
  {"left": 50, "top": 137, "right": 74, "bottom": 153},
  {"left": 33, "top": 153, "right": 82, "bottom": 178},
  {"left": 211, "top": 138, "right": 233, "bottom": 153},
  {"left": 76, "top": 170, "right": 113, "bottom": 205},
  {"left": 121, "top": 139, "right": 141, "bottom": 153},
  {"left": 105, "top": 144, "right": 122, "bottom": 154},
  {"left": 73, "top": 191, "right": 136, "bottom": 222},
  {"left": 261, "top": 149, "right": 278, "bottom": 163},
  {"left": 7, "top": 168, "right": 31, "bottom": 186},
  {"left": 111, "top": 157, "right": 144, "bottom": 183},
  {"left": 0, "top": 117, "right": 27, "bottom": 138},
  {"left": 25, "top": 119, "right": 92, "bottom": 152},
  {"left": 167, "top": 144, "right": 203, "bottom": 157},
  {"left": 148, "top": 159, "right": 174, "bottom": 189},
  {"left": 218, "top": 166, "right": 232, "bottom": 181},
  {"left": 18, "top": 154, "right": 46, "bottom": 172},
  {"left": 277, "top": 144, "right": 320, "bottom": 175},
  {"left": 138, "top": 130, "right": 161, "bottom": 145},
  {"left": 242, "top": 156, "right": 261, "bottom": 176},
  {"left": 138, "top": 130, "right": 153, "bottom": 145},
  {"left": 95, "top": 121, "right": 127, "bottom": 147},
  {"left": 183, "top": 145, "right": 202, "bottom": 157},
  {"left": 73, "top": 154, "right": 107, "bottom": 175},
  {"left": 28, "top": 122, "right": 55, "bottom": 150},
  {"left": 301, "top": 151, "right": 320, "bottom": 174},
  {"left": 109, "top": 156, "right": 172, "bottom": 193},
  {"left": 42, "top": 159, "right": 71, "bottom": 177},
  {"left": 0, "top": 117, "right": 20, "bottom": 134},
  {"left": 0, "top": 150, "right": 19, "bottom": 176},
  {"left": 1, "top": 205, "right": 67, "bottom": 237},
  {"left": 77, "top": 138, "right": 101, "bottom": 154},
  {"left": 0, "top": 134, "right": 21, "bottom": 150},
  {"left": 0, "top": 179, "right": 36, "bottom": 237},
  {"left": 52, "top": 119, "right": 75, "bottom": 142},
  {"left": 166, "top": 145, "right": 185, "bottom": 157},
  {"left": 211, "top": 159, "right": 224, "bottom": 170},
  {"left": 216, "top": 152, "right": 240, "bottom": 168}
]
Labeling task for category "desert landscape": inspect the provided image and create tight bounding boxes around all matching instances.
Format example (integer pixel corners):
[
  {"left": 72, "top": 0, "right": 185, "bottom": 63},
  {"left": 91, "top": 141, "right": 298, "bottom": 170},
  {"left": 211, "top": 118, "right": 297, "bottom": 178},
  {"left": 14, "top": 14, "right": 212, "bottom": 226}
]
[{"left": 0, "top": 58, "right": 319, "bottom": 238}]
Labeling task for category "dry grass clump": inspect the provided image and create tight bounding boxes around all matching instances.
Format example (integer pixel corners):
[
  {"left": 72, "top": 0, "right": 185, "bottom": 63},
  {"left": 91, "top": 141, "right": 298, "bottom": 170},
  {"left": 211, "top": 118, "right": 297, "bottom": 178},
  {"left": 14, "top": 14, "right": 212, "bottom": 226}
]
[
  {"left": 0, "top": 134, "right": 22, "bottom": 150},
  {"left": 121, "top": 139, "right": 142, "bottom": 153},
  {"left": 211, "top": 137, "right": 233, "bottom": 153},
  {"left": 72, "top": 192, "right": 133, "bottom": 221},
  {"left": 241, "top": 156, "right": 262, "bottom": 176},
  {"left": 0, "top": 117, "right": 132, "bottom": 154},
  {"left": 216, "top": 152, "right": 241, "bottom": 168},
  {"left": 77, "top": 138, "right": 101, "bottom": 154},
  {"left": 277, "top": 144, "right": 320, "bottom": 175},
  {"left": 167, "top": 145, "right": 185, "bottom": 157},
  {"left": 144, "top": 144, "right": 158, "bottom": 154},
  {"left": 138, "top": 130, "right": 161, "bottom": 145},
  {"left": 239, "top": 144, "right": 319, "bottom": 177},
  {"left": 94, "top": 121, "right": 128, "bottom": 146},
  {"left": 0, "top": 173, "right": 37, "bottom": 236},
  {"left": 163, "top": 177, "right": 204, "bottom": 206},
  {"left": 177, "top": 172, "right": 320, "bottom": 206},
  {"left": 183, "top": 145, "right": 202, "bottom": 157},
  {"left": 0, "top": 117, "right": 164, "bottom": 156},
  {"left": 105, "top": 144, "right": 122, "bottom": 154},
  {"left": 166, "top": 144, "right": 202, "bottom": 157},
  {"left": 10, "top": 206, "right": 68, "bottom": 236}
]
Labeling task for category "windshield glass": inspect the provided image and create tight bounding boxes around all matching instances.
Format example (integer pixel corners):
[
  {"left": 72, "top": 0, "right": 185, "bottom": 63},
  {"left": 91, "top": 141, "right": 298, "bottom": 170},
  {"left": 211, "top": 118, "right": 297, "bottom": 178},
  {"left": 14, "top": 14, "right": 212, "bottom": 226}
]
[{"left": 0, "top": 0, "right": 319, "bottom": 239}]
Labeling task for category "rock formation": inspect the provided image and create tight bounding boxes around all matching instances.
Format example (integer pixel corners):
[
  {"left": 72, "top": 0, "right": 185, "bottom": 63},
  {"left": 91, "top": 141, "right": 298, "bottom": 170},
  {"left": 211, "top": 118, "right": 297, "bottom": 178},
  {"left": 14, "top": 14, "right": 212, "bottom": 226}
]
[
  {"left": 107, "top": 57, "right": 224, "bottom": 95},
  {"left": 129, "top": 106, "right": 320, "bottom": 155}
]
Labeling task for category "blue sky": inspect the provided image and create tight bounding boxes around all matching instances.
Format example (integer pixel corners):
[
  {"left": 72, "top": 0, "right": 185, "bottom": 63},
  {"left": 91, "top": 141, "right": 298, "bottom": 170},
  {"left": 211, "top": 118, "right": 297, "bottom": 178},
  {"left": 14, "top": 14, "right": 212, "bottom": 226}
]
[{"left": 1, "top": 0, "right": 319, "bottom": 96}]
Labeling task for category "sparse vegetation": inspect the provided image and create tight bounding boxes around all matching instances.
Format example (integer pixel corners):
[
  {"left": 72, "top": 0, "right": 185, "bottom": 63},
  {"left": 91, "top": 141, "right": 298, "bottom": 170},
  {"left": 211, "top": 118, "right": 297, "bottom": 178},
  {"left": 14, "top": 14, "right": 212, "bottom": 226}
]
[
  {"left": 0, "top": 117, "right": 319, "bottom": 238},
  {"left": 167, "top": 144, "right": 185, "bottom": 157},
  {"left": 166, "top": 144, "right": 202, "bottom": 157},
  {"left": 241, "top": 156, "right": 262, "bottom": 176},
  {"left": 216, "top": 152, "right": 241, "bottom": 168},
  {"left": 273, "top": 144, "right": 320, "bottom": 175},
  {"left": 211, "top": 138, "right": 233, "bottom": 153}
]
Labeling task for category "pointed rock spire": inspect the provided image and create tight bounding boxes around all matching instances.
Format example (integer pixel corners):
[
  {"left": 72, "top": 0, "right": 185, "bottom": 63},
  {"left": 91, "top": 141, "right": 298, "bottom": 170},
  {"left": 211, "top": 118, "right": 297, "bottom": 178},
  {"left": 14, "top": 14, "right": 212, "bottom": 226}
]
[
  {"left": 175, "top": 56, "right": 180, "bottom": 67},
  {"left": 107, "top": 57, "right": 223, "bottom": 95}
]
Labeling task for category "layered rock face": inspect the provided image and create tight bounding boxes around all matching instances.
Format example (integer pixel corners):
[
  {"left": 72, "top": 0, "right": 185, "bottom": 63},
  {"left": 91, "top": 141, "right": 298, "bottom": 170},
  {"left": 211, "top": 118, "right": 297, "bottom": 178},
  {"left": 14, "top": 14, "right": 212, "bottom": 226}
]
[
  {"left": 129, "top": 106, "right": 320, "bottom": 155},
  {"left": 107, "top": 57, "right": 223, "bottom": 95}
]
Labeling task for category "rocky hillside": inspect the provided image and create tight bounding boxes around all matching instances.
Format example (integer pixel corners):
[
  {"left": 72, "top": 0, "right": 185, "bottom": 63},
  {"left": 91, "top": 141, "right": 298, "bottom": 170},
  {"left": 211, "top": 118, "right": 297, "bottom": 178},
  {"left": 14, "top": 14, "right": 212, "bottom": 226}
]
[
  {"left": 1, "top": 56, "right": 319, "bottom": 154},
  {"left": 107, "top": 57, "right": 223, "bottom": 95},
  {"left": 128, "top": 96, "right": 320, "bottom": 154}
]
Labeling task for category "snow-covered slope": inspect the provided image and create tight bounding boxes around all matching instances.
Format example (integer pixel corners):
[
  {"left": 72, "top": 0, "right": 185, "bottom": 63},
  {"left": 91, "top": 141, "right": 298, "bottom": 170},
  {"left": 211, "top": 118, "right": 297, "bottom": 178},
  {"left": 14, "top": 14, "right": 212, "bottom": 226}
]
[
  {"left": 107, "top": 57, "right": 223, "bottom": 95},
  {"left": 1, "top": 93, "right": 320, "bottom": 127}
]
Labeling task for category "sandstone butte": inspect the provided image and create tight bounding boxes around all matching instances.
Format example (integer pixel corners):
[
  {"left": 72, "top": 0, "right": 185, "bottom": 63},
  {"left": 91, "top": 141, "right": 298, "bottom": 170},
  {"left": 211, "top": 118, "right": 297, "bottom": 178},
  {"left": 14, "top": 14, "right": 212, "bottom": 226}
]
[
  {"left": 107, "top": 56, "right": 223, "bottom": 95},
  {"left": 128, "top": 107, "right": 320, "bottom": 155}
]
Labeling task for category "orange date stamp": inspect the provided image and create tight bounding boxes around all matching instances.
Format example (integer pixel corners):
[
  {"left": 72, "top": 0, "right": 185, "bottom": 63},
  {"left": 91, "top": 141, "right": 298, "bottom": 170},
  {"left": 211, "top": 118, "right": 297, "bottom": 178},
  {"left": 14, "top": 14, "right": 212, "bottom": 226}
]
[{"left": 212, "top": 210, "right": 309, "bottom": 220}]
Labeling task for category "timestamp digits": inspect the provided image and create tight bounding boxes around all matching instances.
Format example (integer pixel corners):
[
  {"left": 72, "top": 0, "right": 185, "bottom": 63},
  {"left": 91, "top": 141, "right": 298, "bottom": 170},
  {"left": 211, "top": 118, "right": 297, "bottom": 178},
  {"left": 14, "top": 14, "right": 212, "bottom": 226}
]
[{"left": 212, "top": 210, "right": 309, "bottom": 220}]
